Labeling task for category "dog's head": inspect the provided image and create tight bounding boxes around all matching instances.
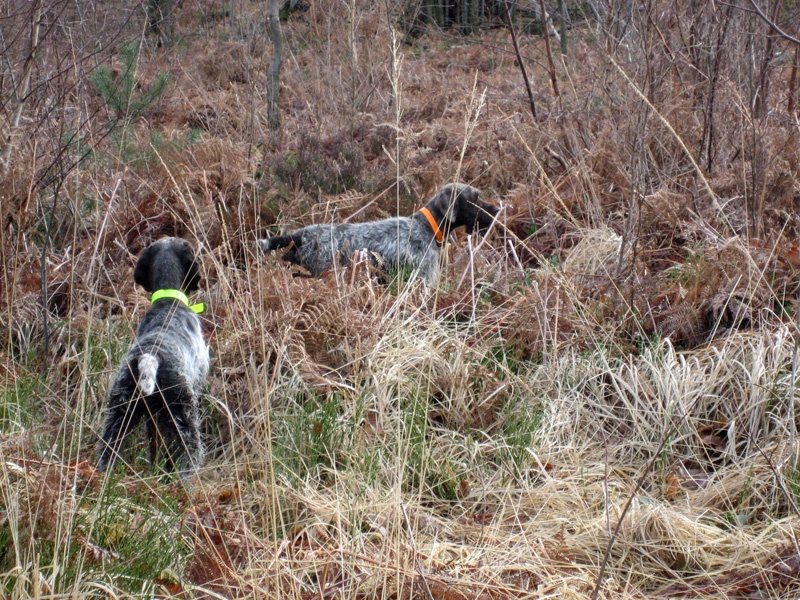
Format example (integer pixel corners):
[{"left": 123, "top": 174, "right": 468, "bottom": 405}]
[
  {"left": 133, "top": 237, "right": 201, "bottom": 293},
  {"left": 426, "top": 183, "right": 499, "bottom": 236}
]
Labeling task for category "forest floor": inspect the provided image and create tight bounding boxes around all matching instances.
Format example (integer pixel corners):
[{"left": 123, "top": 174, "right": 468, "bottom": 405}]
[{"left": 2, "top": 1, "right": 800, "bottom": 598}]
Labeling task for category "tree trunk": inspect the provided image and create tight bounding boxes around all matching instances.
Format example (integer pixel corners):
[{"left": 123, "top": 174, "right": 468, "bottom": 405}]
[
  {"left": 147, "top": 0, "right": 174, "bottom": 45},
  {"left": 0, "top": 1, "right": 42, "bottom": 178},
  {"left": 430, "top": 1, "right": 444, "bottom": 27},
  {"left": 753, "top": 0, "right": 781, "bottom": 119},
  {"left": 266, "top": 0, "right": 283, "bottom": 132}
]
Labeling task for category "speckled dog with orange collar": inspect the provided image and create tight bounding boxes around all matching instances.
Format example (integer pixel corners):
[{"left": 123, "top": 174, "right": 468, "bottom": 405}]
[{"left": 258, "top": 183, "right": 498, "bottom": 285}]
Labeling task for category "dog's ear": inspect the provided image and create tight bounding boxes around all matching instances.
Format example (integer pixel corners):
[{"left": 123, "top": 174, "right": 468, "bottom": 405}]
[
  {"left": 428, "top": 184, "right": 457, "bottom": 221},
  {"left": 133, "top": 244, "right": 158, "bottom": 292},
  {"left": 177, "top": 243, "right": 201, "bottom": 292}
]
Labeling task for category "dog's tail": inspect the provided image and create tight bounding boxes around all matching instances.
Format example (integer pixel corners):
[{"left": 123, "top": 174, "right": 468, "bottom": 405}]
[
  {"left": 257, "top": 235, "right": 295, "bottom": 253},
  {"left": 137, "top": 353, "right": 159, "bottom": 396}
]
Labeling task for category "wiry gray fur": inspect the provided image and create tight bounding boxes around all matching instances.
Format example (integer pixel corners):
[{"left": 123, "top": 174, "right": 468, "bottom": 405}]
[
  {"left": 96, "top": 237, "right": 209, "bottom": 479},
  {"left": 257, "top": 183, "right": 498, "bottom": 285}
]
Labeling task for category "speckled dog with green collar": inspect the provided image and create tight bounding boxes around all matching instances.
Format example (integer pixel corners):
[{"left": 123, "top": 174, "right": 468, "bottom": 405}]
[{"left": 97, "top": 237, "right": 209, "bottom": 478}]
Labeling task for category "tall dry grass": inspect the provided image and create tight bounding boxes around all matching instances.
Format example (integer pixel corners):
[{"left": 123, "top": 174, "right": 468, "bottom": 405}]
[{"left": 2, "top": 0, "right": 800, "bottom": 598}]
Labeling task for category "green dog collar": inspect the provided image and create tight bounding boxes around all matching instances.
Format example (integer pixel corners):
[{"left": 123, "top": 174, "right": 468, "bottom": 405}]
[{"left": 151, "top": 289, "right": 205, "bottom": 314}]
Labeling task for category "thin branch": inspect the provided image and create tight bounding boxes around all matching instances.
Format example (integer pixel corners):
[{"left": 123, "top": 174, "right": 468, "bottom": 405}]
[
  {"left": 402, "top": 504, "right": 434, "bottom": 600},
  {"left": 539, "top": 0, "right": 560, "bottom": 98},
  {"left": 0, "top": 1, "right": 43, "bottom": 178},
  {"left": 605, "top": 52, "right": 731, "bottom": 237},
  {"left": 790, "top": 337, "right": 798, "bottom": 467},
  {"left": 748, "top": 0, "right": 800, "bottom": 46},
  {"left": 266, "top": 0, "right": 283, "bottom": 132},
  {"left": 589, "top": 406, "right": 688, "bottom": 600},
  {"left": 501, "top": 0, "right": 537, "bottom": 120}
]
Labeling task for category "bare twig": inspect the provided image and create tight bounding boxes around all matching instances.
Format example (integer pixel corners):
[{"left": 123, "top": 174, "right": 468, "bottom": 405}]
[
  {"left": 748, "top": 0, "right": 800, "bottom": 46},
  {"left": 589, "top": 408, "right": 688, "bottom": 600},
  {"left": 605, "top": 52, "right": 730, "bottom": 237},
  {"left": 402, "top": 504, "right": 434, "bottom": 600},
  {"left": 789, "top": 47, "right": 799, "bottom": 115},
  {"left": 558, "top": 0, "right": 568, "bottom": 55},
  {"left": 790, "top": 337, "right": 799, "bottom": 467},
  {"left": 539, "top": 0, "right": 560, "bottom": 98},
  {"left": 501, "top": 0, "right": 537, "bottom": 120},
  {"left": 266, "top": 0, "right": 283, "bottom": 132},
  {"left": 343, "top": 181, "right": 397, "bottom": 222},
  {"left": 703, "top": 3, "right": 734, "bottom": 173},
  {"left": 616, "top": 105, "right": 647, "bottom": 279},
  {"left": 0, "top": 1, "right": 43, "bottom": 178}
]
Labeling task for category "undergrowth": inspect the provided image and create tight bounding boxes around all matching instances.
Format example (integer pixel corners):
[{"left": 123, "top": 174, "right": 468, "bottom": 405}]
[{"left": 3, "top": 0, "right": 800, "bottom": 598}]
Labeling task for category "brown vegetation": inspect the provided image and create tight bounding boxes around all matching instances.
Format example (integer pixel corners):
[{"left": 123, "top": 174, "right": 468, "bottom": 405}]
[{"left": 3, "top": 1, "right": 800, "bottom": 598}]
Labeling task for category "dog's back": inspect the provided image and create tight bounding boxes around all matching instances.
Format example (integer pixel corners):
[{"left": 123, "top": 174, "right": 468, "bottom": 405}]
[
  {"left": 131, "top": 302, "right": 209, "bottom": 394},
  {"left": 259, "top": 217, "right": 435, "bottom": 279}
]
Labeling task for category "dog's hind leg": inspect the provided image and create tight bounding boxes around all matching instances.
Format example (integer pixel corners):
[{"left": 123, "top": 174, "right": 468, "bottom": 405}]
[
  {"left": 97, "top": 367, "right": 143, "bottom": 472},
  {"left": 145, "top": 414, "right": 164, "bottom": 470},
  {"left": 156, "top": 390, "right": 204, "bottom": 478}
]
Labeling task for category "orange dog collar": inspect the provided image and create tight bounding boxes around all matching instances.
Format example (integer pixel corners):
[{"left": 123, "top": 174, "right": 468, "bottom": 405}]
[{"left": 419, "top": 207, "right": 444, "bottom": 245}]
